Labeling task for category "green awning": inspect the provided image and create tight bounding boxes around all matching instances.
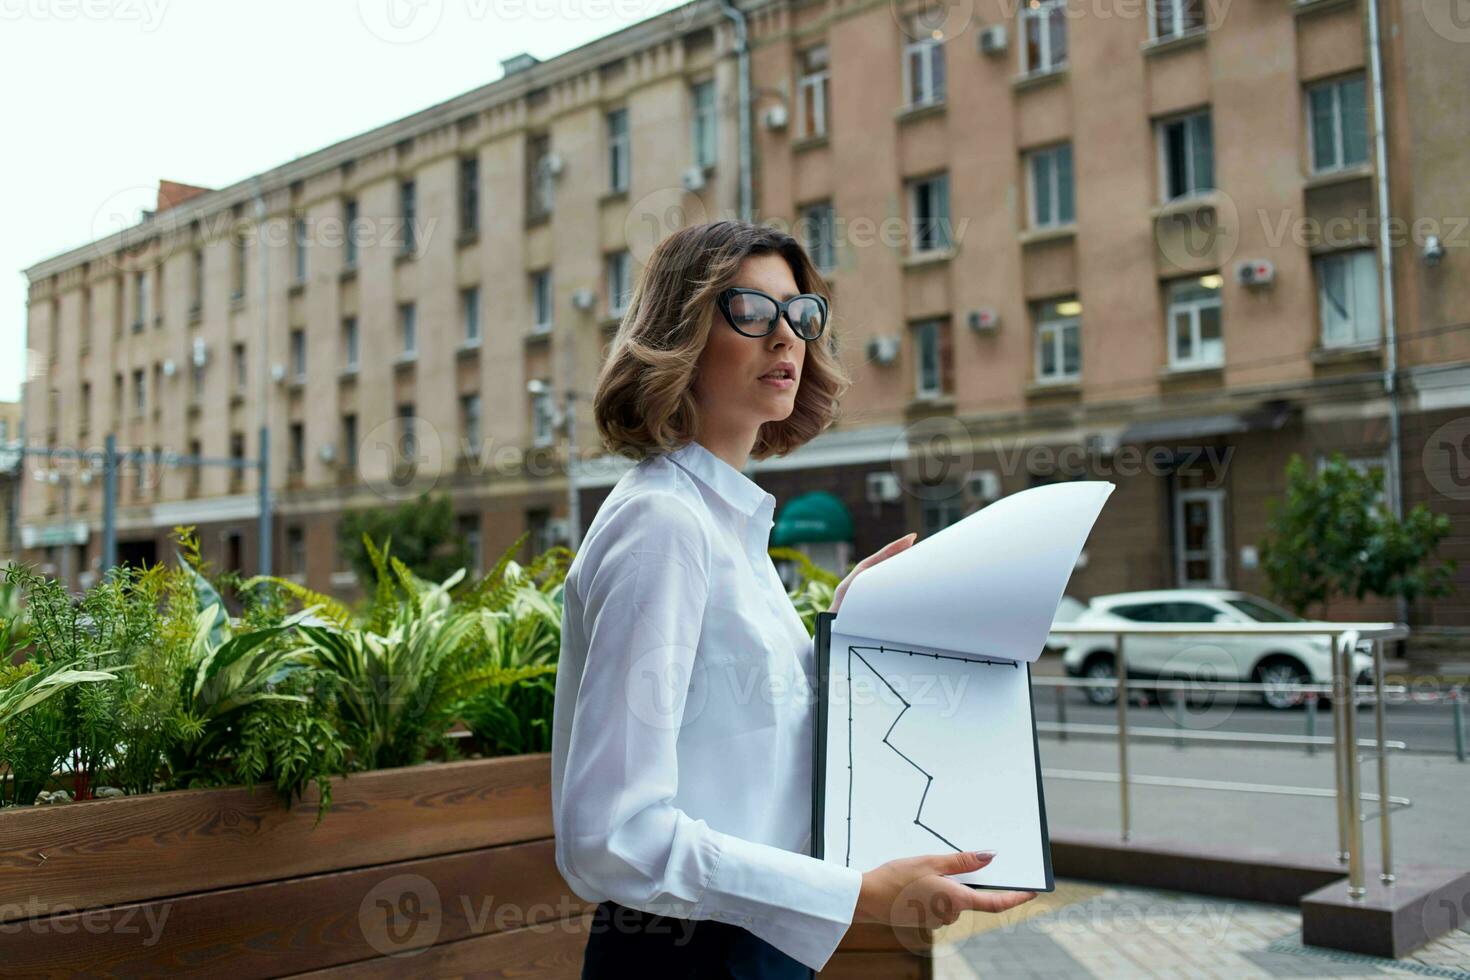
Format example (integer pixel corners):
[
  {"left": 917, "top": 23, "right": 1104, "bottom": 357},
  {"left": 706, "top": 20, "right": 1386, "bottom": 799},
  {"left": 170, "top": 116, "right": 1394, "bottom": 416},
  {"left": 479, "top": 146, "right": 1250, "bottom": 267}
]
[{"left": 772, "top": 491, "right": 853, "bottom": 547}]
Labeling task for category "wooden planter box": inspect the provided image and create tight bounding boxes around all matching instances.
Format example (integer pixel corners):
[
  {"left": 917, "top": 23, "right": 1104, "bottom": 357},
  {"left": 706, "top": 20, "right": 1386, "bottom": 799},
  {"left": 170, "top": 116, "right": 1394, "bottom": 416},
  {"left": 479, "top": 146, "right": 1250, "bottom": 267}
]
[{"left": 0, "top": 754, "right": 933, "bottom": 977}]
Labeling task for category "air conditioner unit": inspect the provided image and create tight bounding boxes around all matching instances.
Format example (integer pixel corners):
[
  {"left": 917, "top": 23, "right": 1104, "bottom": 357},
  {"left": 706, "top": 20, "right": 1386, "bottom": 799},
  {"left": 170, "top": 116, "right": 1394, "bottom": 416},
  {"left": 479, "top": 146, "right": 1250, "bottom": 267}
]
[
  {"left": 681, "top": 165, "right": 706, "bottom": 192},
  {"left": 318, "top": 443, "right": 337, "bottom": 464},
  {"left": 763, "top": 104, "right": 789, "bottom": 130},
  {"left": 978, "top": 24, "right": 1008, "bottom": 55},
  {"left": 1085, "top": 431, "right": 1120, "bottom": 457},
  {"left": 191, "top": 337, "right": 208, "bottom": 367},
  {"left": 865, "top": 335, "right": 899, "bottom": 365},
  {"left": 546, "top": 517, "right": 570, "bottom": 542},
  {"left": 271, "top": 363, "right": 287, "bottom": 383},
  {"left": 865, "top": 471, "right": 901, "bottom": 504},
  {"left": 1236, "top": 259, "right": 1275, "bottom": 288},
  {"left": 162, "top": 359, "right": 177, "bottom": 378},
  {"left": 571, "top": 287, "right": 596, "bottom": 311},
  {"left": 965, "top": 469, "right": 1001, "bottom": 502},
  {"left": 967, "top": 308, "right": 1000, "bottom": 333},
  {"left": 542, "top": 152, "right": 565, "bottom": 177}
]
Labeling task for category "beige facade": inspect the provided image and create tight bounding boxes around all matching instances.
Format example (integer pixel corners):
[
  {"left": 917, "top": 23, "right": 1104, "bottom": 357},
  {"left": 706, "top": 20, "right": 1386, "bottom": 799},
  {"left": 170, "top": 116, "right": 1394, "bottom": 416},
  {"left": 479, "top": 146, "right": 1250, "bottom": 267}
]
[{"left": 18, "top": 0, "right": 1470, "bottom": 626}]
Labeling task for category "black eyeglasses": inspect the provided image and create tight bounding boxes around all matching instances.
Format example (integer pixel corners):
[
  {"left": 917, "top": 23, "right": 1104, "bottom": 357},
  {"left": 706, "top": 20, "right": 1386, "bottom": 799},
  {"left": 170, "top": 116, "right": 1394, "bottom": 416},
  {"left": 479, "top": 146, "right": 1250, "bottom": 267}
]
[{"left": 716, "top": 287, "right": 828, "bottom": 341}]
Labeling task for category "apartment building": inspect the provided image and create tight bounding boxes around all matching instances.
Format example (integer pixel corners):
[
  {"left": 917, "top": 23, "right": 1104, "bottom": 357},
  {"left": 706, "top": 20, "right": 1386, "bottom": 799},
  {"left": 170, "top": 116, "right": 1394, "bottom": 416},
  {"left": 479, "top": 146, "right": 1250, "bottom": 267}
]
[{"left": 19, "top": 0, "right": 1470, "bottom": 627}]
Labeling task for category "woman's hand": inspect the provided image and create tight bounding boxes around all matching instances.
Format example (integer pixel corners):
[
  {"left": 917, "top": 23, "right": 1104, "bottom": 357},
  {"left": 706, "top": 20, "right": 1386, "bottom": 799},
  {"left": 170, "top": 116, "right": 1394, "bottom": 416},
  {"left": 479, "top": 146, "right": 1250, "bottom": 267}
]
[
  {"left": 854, "top": 851, "right": 1037, "bottom": 928},
  {"left": 830, "top": 533, "right": 916, "bottom": 617}
]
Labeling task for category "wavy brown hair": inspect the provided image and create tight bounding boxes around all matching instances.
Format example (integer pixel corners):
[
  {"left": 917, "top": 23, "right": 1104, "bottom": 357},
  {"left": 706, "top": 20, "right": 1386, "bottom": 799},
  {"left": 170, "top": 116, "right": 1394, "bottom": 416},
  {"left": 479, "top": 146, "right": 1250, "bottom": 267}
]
[{"left": 593, "top": 219, "right": 852, "bottom": 462}]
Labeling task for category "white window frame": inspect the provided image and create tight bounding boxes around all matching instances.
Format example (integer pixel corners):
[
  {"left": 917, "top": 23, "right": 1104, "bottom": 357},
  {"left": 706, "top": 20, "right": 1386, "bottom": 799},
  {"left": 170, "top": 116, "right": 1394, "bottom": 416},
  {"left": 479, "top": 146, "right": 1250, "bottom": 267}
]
[
  {"left": 606, "top": 251, "right": 631, "bottom": 317},
  {"left": 1315, "top": 248, "right": 1381, "bottom": 348},
  {"left": 1025, "top": 143, "right": 1075, "bottom": 229},
  {"left": 292, "top": 215, "right": 307, "bottom": 283},
  {"left": 902, "top": 18, "right": 945, "bottom": 108},
  {"left": 462, "top": 286, "right": 481, "bottom": 343},
  {"left": 459, "top": 155, "right": 480, "bottom": 235},
  {"left": 461, "top": 392, "right": 482, "bottom": 449},
  {"left": 342, "top": 316, "right": 359, "bottom": 371},
  {"left": 607, "top": 108, "right": 630, "bottom": 193},
  {"left": 692, "top": 80, "right": 717, "bottom": 169},
  {"left": 290, "top": 328, "right": 306, "bottom": 381},
  {"left": 1165, "top": 276, "right": 1223, "bottom": 369},
  {"left": 912, "top": 318, "right": 942, "bottom": 398},
  {"left": 1306, "top": 74, "right": 1368, "bottom": 175},
  {"left": 531, "top": 386, "right": 555, "bottom": 447},
  {"left": 399, "top": 179, "right": 417, "bottom": 254},
  {"left": 1019, "top": 0, "right": 1068, "bottom": 75},
  {"left": 1173, "top": 486, "right": 1227, "bottom": 588},
  {"left": 907, "top": 172, "right": 951, "bottom": 254},
  {"left": 399, "top": 302, "right": 417, "bottom": 356},
  {"left": 1149, "top": 0, "right": 1205, "bottom": 41},
  {"left": 1034, "top": 299, "right": 1081, "bottom": 383},
  {"left": 532, "top": 269, "right": 553, "bottom": 333},
  {"left": 797, "top": 44, "right": 830, "bottom": 139},
  {"left": 798, "top": 201, "right": 836, "bottom": 272},
  {"left": 343, "top": 198, "right": 359, "bottom": 268},
  {"left": 1156, "top": 109, "right": 1214, "bottom": 203}
]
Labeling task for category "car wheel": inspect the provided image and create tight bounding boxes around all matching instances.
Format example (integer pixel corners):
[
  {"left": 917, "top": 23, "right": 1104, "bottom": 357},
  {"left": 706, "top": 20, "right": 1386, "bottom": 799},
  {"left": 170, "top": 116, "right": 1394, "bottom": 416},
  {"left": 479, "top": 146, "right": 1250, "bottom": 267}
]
[
  {"left": 1254, "top": 658, "right": 1308, "bottom": 710},
  {"left": 1082, "top": 655, "right": 1119, "bottom": 706}
]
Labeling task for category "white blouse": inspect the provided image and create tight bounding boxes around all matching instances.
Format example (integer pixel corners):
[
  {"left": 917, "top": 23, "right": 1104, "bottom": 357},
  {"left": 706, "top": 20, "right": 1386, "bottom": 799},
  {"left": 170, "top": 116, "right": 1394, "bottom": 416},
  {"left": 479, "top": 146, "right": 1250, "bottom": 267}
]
[{"left": 551, "top": 437, "right": 863, "bottom": 972}]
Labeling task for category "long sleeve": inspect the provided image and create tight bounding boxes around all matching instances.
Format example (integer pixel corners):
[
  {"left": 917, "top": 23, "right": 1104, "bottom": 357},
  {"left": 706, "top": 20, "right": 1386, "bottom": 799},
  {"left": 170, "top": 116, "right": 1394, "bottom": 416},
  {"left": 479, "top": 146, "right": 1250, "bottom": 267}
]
[{"left": 554, "top": 491, "right": 863, "bottom": 971}]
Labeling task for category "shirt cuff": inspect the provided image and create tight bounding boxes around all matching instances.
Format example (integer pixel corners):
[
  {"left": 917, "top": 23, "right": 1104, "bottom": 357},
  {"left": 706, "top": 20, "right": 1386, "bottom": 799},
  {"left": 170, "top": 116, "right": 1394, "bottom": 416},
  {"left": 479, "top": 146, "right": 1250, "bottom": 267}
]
[{"left": 695, "top": 829, "right": 864, "bottom": 972}]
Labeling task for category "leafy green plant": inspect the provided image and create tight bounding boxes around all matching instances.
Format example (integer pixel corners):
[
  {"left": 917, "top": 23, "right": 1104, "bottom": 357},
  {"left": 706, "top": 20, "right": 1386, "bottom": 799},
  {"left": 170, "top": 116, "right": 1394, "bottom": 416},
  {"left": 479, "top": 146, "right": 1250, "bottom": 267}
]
[
  {"left": 770, "top": 546, "right": 839, "bottom": 636},
  {"left": 337, "top": 492, "right": 470, "bottom": 587},
  {"left": 1260, "top": 453, "right": 1457, "bottom": 616}
]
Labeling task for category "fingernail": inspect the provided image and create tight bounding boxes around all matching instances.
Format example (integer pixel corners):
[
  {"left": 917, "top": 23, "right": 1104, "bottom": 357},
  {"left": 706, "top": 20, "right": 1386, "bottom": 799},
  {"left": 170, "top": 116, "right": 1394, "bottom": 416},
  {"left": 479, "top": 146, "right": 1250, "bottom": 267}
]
[{"left": 973, "top": 851, "right": 995, "bottom": 861}]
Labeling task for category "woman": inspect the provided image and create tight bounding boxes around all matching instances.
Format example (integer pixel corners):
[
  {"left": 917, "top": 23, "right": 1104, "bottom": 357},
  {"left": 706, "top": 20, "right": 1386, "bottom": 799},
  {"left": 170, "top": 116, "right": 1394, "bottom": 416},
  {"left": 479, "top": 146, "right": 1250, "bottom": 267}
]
[{"left": 551, "top": 220, "right": 1035, "bottom": 979}]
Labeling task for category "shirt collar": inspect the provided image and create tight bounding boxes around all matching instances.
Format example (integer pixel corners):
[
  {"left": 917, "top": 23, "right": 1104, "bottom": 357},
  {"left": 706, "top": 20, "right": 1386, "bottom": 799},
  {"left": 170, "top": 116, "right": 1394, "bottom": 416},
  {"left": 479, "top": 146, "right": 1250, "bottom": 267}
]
[{"left": 666, "top": 438, "right": 775, "bottom": 520}]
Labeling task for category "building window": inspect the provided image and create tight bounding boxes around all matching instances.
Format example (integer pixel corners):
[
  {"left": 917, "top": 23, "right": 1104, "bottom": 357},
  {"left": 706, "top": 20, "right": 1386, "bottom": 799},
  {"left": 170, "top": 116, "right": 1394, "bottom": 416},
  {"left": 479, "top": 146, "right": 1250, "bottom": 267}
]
[
  {"left": 113, "top": 372, "right": 123, "bottom": 419},
  {"left": 191, "top": 248, "right": 204, "bottom": 314},
  {"left": 921, "top": 491, "right": 965, "bottom": 538},
  {"left": 797, "top": 200, "right": 836, "bottom": 272},
  {"left": 132, "top": 368, "right": 146, "bottom": 416},
  {"left": 461, "top": 393, "right": 482, "bottom": 451},
  {"left": 229, "top": 431, "right": 245, "bottom": 488},
  {"left": 911, "top": 318, "right": 945, "bottom": 398},
  {"left": 1158, "top": 110, "right": 1214, "bottom": 201},
  {"left": 902, "top": 15, "right": 946, "bottom": 107},
  {"left": 606, "top": 251, "right": 631, "bottom": 317},
  {"left": 528, "top": 133, "right": 554, "bottom": 218},
  {"left": 187, "top": 438, "right": 202, "bottom": 494},
  {"left": 1035, "top": 297, "right": 1082, "bottom": 382},
  {"left": 1307, "top": 74, "right": 1368, "bottom": 174},
  {"left": 399, "top": 179, "right": 417, "bottom": 254},
  {"left": 1026, "top": 143, "right": 1075, "bottom": 228},
  {"left": 341, "top": 414, "right": 358, "bottom": 469},
  {"left": 1174, "top": 487, "right": 1225, "bottom": 587},
  {"left": 289, "top": 422, "right": 305, "bottom": 473},
  {"left": 907, "top": 172, "right": 951, "bottom": 254},
  {"left": 342, "top": 316, "right": 359, "bottom": 371},
  {"left": 1150, "top": 0, "right": 1204, "bottom": 41},
  {"left": 462, "top": 286, "right": 480, "bottom": 343},
  {"left": 397, "top": 403, "right": 417, "bottom": 461},
  {"left": 286, "top": 525, "right": 306, "bottom": 577},
  {"left": 289, "top": 328, "right": 306, "bottom": 380},
  {"left": 1020, "top": 0, "right": 1067, "bottom": 75},
  {"left": 691, "top": 79, "right": 718, "bottom": 168},
  {"left": 606, "top": 108, "right": 630, "bottom": 193},
  {"left": 231, "top": 232, "right": 246, "bottom": 300},
  {"left": 399, "top": 302, "right": 417, "bottom": 356},
  {"left": 191, "top": 358, "right": 205, "bottom": 404},
  {"left": 233, "top": 342, "right": 247, "bottom": 390},
  {"left": 797, "top": 45, "right": 830, "bottom": 139},
  {"left": 1315, "top": 249, "right": 1380, "bottom": 347},
  {"left": 80, "top": 381, "right": 91, "bottom": 432},
  {"left": 292, "top": 215, "right": 307, "bottom": 283},
  {"left": 1166, "top": 274, "right": 1223, "bottom": 368},
  {"left": 459, "top": 155, "right": 480, "bottom": 235},
  {"left": 458, "top": 513, "right": 483, "bottom": 574},
  {"left": 531, "top": 384, "right": 555, "bottom": 447},
  {"left": 343, "top": 198, "right": 359, "bottom": 268},
  {"left": 133, "top": 270, "right": 148, "bottom": 330},
  {"left": 531, "top": 269, "right": 553, "bottom": 333}
]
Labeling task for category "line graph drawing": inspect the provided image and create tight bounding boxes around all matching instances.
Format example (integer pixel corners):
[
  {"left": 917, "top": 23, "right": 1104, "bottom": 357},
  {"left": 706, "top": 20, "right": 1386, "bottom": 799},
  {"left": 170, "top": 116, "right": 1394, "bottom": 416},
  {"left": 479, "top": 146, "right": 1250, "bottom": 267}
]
[{"left": 844, "top": 642, "right": 1016, "bottom": 865}]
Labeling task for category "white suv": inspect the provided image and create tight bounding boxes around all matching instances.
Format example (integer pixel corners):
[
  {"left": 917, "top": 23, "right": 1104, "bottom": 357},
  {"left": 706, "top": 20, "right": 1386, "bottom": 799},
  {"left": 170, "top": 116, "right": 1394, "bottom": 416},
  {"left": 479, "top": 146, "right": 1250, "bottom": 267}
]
[{"left": 1051, "top": 589, "right": 1376, "bottom": 710}]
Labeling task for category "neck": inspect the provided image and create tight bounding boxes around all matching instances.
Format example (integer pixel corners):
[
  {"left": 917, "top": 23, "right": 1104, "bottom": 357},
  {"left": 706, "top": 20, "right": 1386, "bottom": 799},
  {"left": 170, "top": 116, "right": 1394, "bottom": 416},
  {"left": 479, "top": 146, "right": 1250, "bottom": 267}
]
[{"left": 693, "top": 420, "right": 758, "bottom": 473}]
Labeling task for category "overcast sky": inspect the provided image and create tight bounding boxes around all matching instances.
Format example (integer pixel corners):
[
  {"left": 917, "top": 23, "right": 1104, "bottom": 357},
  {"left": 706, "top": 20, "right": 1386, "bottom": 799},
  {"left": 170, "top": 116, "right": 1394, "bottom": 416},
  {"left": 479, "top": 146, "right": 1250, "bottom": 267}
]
[{"left": 0, "top": 0, "right": 684, "bottom": 407}]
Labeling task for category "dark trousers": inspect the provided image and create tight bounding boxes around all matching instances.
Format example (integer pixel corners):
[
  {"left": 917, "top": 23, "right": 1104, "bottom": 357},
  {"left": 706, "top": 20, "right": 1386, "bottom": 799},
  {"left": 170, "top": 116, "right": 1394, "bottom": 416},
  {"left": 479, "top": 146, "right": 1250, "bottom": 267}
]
[{"left": 581, "top": 900, "right": 816, "bottom": 980}]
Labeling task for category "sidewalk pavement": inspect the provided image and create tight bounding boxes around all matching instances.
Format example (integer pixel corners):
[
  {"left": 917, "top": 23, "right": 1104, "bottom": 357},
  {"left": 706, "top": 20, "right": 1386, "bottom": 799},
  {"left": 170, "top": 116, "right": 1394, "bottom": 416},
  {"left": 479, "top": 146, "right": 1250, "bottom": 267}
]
[{"left": 930, "top": 879, "right": 1470, "bottom": 979}]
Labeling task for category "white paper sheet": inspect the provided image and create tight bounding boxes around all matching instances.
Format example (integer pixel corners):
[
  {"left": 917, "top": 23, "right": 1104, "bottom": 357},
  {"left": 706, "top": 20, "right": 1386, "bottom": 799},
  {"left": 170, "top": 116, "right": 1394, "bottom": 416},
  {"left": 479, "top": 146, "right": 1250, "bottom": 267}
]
[
  {"left": 815, "top": 480, "right": 1116, "bottom": 890},
  {"left": 832, "top": 481, "right": 1116, "bottom": 664}
]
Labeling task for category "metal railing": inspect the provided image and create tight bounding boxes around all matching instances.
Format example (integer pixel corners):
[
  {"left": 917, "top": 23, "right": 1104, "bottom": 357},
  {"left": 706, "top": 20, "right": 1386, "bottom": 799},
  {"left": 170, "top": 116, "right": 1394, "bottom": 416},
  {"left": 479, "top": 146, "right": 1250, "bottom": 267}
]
[{"left": 1043, "top": 621, "right": 1411, "bottom": 901}]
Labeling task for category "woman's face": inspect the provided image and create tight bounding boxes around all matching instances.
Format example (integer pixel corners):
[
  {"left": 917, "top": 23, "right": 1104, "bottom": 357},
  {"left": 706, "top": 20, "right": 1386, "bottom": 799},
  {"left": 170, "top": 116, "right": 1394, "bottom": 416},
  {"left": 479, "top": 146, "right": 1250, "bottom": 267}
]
[{"left": 692, "top": 253, "right": 808, "bottom": 437}]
